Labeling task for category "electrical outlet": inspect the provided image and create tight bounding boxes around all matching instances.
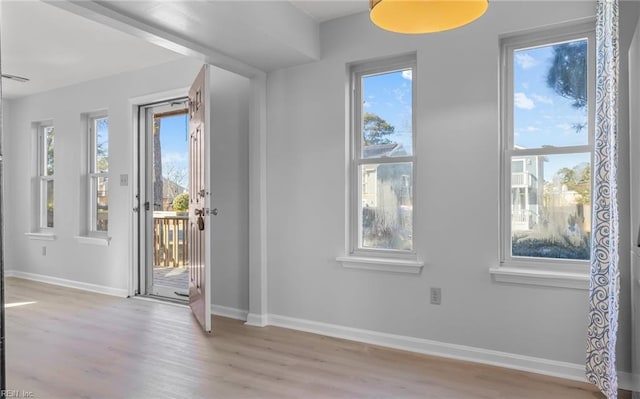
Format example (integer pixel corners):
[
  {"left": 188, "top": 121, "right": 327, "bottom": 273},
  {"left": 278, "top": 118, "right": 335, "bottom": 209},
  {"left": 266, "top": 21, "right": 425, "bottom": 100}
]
[
  {"left": 430, "top": 287, "right": 441, "bottom": 305},
  {"left": 120, "top": 174, "right": 128, "bottom": 186},
  {"left": 42, "top": 246, "right": 47, "bottom": 256}
]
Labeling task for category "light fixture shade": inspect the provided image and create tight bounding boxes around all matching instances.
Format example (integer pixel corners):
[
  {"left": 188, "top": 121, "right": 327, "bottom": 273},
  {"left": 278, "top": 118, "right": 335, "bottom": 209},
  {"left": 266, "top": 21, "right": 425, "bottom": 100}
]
[{"left": 370, "top": 0, "right": 489, "bottom": 34}]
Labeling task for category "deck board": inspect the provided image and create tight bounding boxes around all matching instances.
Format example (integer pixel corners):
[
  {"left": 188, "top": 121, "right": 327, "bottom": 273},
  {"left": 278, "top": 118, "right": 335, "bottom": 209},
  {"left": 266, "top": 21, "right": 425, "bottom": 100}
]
[{"left": 153, "top": 266, "right": 188, "bottom": 290}]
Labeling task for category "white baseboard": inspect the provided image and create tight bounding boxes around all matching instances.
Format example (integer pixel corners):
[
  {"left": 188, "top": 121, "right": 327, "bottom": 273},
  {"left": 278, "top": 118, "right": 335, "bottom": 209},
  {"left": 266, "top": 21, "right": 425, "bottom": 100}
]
[
  {"left": 6, "top": 270, "right": 129, "bottom": 298},
  {"left": 266, "top": 313, "right": 637, "bottom": 391},
  {"left": 245, "top": 312, "right": 269, "bottom": 327},
  {"left": 621, "top": 370, "right": 640, "bottom": 393},
  {"left": 212, "top": 304, "right": 248, "bottom": 321}
]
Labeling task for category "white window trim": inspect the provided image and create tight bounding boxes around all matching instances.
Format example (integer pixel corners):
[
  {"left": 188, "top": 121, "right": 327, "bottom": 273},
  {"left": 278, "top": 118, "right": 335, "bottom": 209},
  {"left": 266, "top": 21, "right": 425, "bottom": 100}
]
[
  {"left": 336, "top": 256, "right": 424, "bottom": 274},
  {"left": 25, "top": 232, "right": 57, "bottom": 241},
  {"left": 337, "top": 53, "right": 423, "bottom": 274},
  {"left": 39, "top": 175, "right": 54, "bottom": 230},
  {"left": 32, "top": 121, "right": 54, "bottom": 233},
  {"left": 87, "top": 111, "right": 109, "bottom": 237},
  {"left": 74, "top": 235, "right": 111, "bottom": 246},
  {"left": 493, "top": 20, "right": 595, "bottom": 289}
]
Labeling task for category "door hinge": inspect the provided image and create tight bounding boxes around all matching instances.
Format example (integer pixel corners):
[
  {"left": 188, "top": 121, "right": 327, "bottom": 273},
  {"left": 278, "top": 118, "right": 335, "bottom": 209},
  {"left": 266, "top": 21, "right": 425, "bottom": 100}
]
[{"left": 144, "top": 201, "right": 150, "bottom": 211}]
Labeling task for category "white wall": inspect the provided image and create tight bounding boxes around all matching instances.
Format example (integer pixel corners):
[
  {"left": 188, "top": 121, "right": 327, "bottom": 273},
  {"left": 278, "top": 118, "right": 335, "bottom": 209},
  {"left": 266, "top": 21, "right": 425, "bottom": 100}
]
[
  {"left": 619, "top": 1, "right": 640, "bottom": 385},
  {"left": 4, "top": 57, "right": 250, "bottom": 312},
  {"left": 209, "top": 68, "right": 251, "bottom": 313},
  {"left": 629, "top": 9, "right": 640, "bottom": 392},
  {"left": 266, "top": 1, "right": 637, "bottom": 376}
]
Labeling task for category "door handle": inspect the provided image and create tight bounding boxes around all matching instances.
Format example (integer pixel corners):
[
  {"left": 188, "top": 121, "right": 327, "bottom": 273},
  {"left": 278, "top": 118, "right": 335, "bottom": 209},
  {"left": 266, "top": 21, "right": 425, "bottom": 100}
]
[
  {"left": 195, "top": 208, "right": 205, "bottom": 231},
  {"left": 197, "top": 216, "right": 205, "bottom": 231}
]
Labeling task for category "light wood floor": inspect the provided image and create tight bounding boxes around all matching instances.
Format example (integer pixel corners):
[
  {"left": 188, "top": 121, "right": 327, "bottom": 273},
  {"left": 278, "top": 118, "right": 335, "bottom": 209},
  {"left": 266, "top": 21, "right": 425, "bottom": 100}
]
[{"left": 4, "top": 277, "right": 628, "bottom": 399}]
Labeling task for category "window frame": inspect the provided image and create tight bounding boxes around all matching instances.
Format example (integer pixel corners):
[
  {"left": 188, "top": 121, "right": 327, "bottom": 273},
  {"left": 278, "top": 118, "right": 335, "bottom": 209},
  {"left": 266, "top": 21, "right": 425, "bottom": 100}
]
[
  {"left": 493, "top": 21, "right": 596, "bottom": 287},
  {"left": 339, "top": 53, "right": 423, "bottom": 272},
  {"left": 37, "top": 122, "right": 55, "bottom": 231},
  {"left": 87, "top": 112, "right": 109, "bottom": 236}
]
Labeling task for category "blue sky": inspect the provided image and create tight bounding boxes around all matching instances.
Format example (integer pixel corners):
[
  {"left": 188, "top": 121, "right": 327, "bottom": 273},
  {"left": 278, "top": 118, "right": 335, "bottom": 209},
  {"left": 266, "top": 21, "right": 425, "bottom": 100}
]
[
  {"left": 362, "top": 69, "right": 413, "bottom": 154},
  {"left": 513, "top": 39, "right": 589, "bottom": 180},
  {"left": 96, "top": 117, "right": 109, "bottom": 172},
  {"left": 514, "top": 43, "right": 588, "bottom": 148},
  {"left": 158, "top": 113, "right": 189, "bottom": 188}
]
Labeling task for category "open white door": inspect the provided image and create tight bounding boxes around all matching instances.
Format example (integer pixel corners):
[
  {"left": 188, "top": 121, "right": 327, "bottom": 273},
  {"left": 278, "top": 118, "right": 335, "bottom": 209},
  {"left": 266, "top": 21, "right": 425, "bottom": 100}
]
[{"left": 188, "top": 65, "right": 211, "bottom": 333}]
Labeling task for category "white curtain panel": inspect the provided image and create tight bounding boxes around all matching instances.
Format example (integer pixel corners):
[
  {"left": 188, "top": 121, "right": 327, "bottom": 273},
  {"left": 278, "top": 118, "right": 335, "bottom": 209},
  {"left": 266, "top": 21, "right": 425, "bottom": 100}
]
[{"left": 586, "top": 1, "right": 620, "bottom": 398}]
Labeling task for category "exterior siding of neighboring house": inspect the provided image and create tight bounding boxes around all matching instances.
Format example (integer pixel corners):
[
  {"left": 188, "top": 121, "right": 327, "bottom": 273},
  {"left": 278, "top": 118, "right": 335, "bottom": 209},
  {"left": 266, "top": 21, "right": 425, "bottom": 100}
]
[
  {"left": 511, "top": 155, "right": 545, "bottom": 231},
  {"left": 361, "top": 143, "right": 409, "bottom": 208},
  {"left": 511, "top": 155, "right": 591, "bottom": 235},
  {"left": 360, "top": 143, "right": 412, "bottom": 250}
]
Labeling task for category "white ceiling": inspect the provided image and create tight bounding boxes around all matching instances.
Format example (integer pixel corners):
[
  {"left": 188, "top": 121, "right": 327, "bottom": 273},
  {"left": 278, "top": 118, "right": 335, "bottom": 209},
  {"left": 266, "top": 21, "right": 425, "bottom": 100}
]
[
  {"left": 1, "top": 1, "right": 184, "bottom": 99},
  {"left": 290, "top": 1, "right": 368, "bottom": 22},
  {"left": 1, "top": 0, "right": 369, "bottom": 99}
]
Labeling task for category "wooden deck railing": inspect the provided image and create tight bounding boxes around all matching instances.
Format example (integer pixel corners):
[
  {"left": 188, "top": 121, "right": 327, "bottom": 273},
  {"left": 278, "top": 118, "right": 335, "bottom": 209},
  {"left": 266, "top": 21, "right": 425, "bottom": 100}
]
[{"left": 154, "top": 213, "right": 188, "bottom": 267}]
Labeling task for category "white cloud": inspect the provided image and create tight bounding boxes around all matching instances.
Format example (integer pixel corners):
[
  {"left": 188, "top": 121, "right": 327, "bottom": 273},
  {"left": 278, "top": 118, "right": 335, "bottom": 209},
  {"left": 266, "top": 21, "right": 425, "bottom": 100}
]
[
  {"left": 394, "top": 87, "right": 407, "bottom": 104},
  {"left": 163, "top": 152, "right": 187, "bottom": 164},
  {"left": 516, "top": 126, "right": 540, "bottom": 136},
  {"left": 522, "top": 82, "right": 530, "bottom": 90},
  {"left": 402, "top": 70, "right": 412, "bottom": 81},
  {"left": 514, "top": 92, "right": 535, "bottom": 110},
  {"left": 556, "top": 123, "right": 573, "bottom": 131},
  {"left": 532, "top": 94, "right": 553, "bottom": 105},
  {"left": 363, "top": 100, "right": 372, "bottom": 108},
  {"left": 515, "top": 53, "right": 537, "bottom": 69}
]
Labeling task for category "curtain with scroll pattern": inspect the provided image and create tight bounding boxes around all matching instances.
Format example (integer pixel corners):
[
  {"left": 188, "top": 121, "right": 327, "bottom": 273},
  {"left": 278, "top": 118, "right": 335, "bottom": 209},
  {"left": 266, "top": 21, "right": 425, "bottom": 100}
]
[{"left": 586, "top": 1, "right": 619, "bottom": 398}]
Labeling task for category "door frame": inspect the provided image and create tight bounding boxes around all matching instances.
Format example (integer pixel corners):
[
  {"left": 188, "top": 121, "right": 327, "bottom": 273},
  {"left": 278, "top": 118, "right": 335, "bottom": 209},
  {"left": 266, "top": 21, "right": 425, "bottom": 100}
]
[
  {"left": 140, "top": 99, "right": 190, "bottom": 301},
  {"left": 129, "top": 87, "right": 191, "bottom": 298}
]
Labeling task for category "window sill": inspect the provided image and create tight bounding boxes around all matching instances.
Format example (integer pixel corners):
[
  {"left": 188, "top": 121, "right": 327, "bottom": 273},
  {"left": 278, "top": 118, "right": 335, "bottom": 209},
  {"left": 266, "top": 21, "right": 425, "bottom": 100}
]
[
  {"left": 489, "top": 266, "right": 589, "bottom": 290},
  {"left": 25, "top": 232, "right": 57, "bottom": 241},
  {"left": 336, "top": 256, "right": 424, "bottom": 274},
  {"left": 74, "top": 236, "right": 111, "bottom": 247}
]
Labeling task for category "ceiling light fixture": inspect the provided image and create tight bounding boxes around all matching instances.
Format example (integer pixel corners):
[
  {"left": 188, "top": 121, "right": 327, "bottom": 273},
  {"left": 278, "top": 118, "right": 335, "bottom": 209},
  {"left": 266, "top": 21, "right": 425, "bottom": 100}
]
[
  {"left": 370, "top": 0, "right": 489, "bottom": 34},
  {"left": 1, "top": 74, "right": 30, "bottom": 83}
]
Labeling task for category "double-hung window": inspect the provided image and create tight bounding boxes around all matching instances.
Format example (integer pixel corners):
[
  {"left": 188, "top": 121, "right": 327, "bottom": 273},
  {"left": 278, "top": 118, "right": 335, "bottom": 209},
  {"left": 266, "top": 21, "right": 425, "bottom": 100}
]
[
  {"left": 339, "top": 54, "right": 422, "bottom": 273},
  {"left": 88, "top": 114, "right": 109, "bottom": 234},
  {"left": 495, "top": 22, "right": 595, "bottom": 287},
  {"left": 37, "top": 123, "right": 55, "bottom": 230}
]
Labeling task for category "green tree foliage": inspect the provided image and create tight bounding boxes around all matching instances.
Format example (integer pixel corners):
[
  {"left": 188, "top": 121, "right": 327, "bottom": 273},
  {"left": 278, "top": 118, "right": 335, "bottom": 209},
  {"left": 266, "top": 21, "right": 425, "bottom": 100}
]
[
  {"left": 555, "top": 162, "right": 591, "bottom": 204},
  {"left": 172, "top": 192, "right": 189, "bottom": 211},
  {"left": 46, "top": 128, "right": 54, "bottom": 175},
  {"left": 546, "top": 41, "right": 587, "bottom": 109},
  {"left": 363, "top": 112, "right": 395, "bottom": 145}
]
